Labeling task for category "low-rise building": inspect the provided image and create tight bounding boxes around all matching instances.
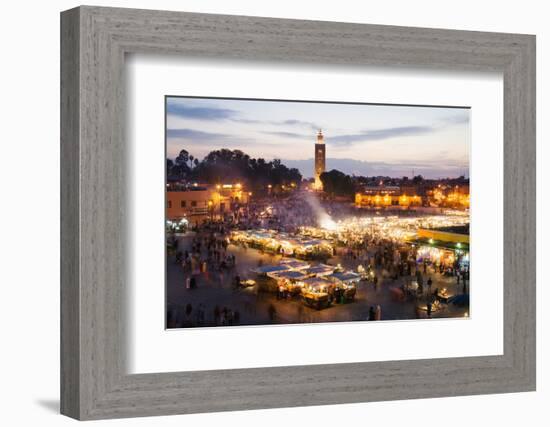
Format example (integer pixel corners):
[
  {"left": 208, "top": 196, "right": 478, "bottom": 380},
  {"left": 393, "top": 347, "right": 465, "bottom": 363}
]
[
  {"left": 166, "top": 183, "right": 251, "bottom": 222},
  {"left": 409, "top": 225, "right": 470, "bottom": 270},
  {"left": 428, "top": 184, "right": 470, "bottom": 209},
  {"left": 355, "top": 185, "right": 422, "bottom": 208}
]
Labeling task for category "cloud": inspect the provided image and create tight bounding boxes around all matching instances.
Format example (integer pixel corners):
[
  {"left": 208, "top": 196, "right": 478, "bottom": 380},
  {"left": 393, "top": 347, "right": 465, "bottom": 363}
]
[
  {"left": 232, "top": 118, "right": 320, "bottom": 130},
  {"left": 166, "top": 128, "right": 230, "bottom": 140},
  {"left": 230, "top": 118, "right": 263, "bottom": 125},
  {"left": 261, "top": 125, "right": 437, "bottom": 145},
  {"left": 166, "top": 103, "right": 237, "bottom": 121},
  {"left": 327, "top": 126, "right": 435, "bottom": 145},
  {"left": 166, "top": 129, "right": 258, "bottom": 159},
  {"left": 261, "top": 131, "right": 311, "bottom": 139},
  {"left": 166, "top": 99, "right": 321, "bottom": 130},
  {"left": 440, "top": 113, "right": 470, "bottom": 126},
  {"left": 280, "top": 119, "right": 320, "bottom": 130}
]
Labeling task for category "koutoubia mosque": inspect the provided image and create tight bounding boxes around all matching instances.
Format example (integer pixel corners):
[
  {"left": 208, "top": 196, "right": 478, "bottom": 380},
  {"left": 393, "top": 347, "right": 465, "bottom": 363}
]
[{"left": 314, "top": 129, "right": 326, "bottom": 190}]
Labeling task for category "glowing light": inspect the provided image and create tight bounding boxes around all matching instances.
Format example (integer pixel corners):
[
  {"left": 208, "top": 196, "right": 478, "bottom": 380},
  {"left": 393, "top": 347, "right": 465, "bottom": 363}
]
[
  {"left": 298, "top": 211, "right": 468, "bottom": 246},
  {"left": 320, "top": 217, "right": 338, "bottom": 231}
]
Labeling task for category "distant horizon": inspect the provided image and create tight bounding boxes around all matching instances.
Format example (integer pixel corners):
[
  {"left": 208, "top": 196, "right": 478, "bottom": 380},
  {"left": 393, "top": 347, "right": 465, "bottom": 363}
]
[
  {"left": 166, "top": 96, "right": 470, "bottom": 179},
  {"left": 166, "top": 152, "right": 469, "bottom": 181}
]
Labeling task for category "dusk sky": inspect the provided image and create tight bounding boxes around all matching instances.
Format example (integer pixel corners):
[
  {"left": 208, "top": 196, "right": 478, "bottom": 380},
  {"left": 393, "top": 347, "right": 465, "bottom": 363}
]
[{"left": 166, "top": 96, "right": 470, "bottom": 179}]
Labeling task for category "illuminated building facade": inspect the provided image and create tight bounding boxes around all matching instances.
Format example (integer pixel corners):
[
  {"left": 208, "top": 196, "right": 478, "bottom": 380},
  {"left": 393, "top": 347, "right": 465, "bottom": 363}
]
[
  {"left": 355, "top": 185, "right": 422, "bottom": 208},
  {"left": 428, "top": 184, "right": 470, "bottom": 209},
  {"left": 166, "top": 183, "right": 250, "bottom": 221}
]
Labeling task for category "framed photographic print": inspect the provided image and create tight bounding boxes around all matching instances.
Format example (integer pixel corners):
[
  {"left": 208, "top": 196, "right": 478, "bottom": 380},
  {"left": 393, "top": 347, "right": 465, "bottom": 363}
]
[
  {"left": 164, "top": 96, "right": 472, "bottom": 328},
  {"left": 61, "top": 6, "right": 536, "bottom": 420}
]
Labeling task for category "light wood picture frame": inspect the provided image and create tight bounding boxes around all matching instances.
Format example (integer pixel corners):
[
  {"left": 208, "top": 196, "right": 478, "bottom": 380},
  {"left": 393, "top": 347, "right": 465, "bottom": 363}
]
[{"left": 60, "top": 5, "right": 536, "bottom": 420}]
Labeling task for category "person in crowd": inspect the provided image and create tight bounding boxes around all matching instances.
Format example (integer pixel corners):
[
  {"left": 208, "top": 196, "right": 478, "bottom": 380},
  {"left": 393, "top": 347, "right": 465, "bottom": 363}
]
[
  {"left": 214, "top": 305, "right": 220, "bottom": 325},
  {"left": 375, "top": 304, "right": 382, "bottom": 320},
  {"left": 268, "top": 304, "right": 277, "bottom": 322},
  {"left": 368, "top": 305, "right": 376, "bottom": 321}
]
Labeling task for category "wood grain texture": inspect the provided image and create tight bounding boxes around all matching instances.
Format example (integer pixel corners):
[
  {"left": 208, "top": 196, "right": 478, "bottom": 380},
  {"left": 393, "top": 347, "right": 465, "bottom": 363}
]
[
  {"left": 60, "top": 6, "right": 536, "bottom": 420},
  {"left": 60, "top": 7, "right": 80, "bottom": 419}
]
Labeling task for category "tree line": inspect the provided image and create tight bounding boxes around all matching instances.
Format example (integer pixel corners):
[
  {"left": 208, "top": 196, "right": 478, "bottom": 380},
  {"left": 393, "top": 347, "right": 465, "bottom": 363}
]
[{"left": 167, "top": 148, "right": 302, "bottom": 192}]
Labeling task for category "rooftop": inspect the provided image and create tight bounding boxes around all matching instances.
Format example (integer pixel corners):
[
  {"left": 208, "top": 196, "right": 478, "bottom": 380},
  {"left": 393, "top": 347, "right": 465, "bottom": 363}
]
[
  {"left": 410, "top": 237, "right": 469, "bottom": 252},
  {"left": 429, "top": 225, "right": 470, "bottom": 235}
]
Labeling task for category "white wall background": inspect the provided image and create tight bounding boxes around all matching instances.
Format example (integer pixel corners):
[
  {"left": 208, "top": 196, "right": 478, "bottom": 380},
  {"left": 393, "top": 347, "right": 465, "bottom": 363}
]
[{"left": 0, "top": 1, "right": 546, "bottom": 425}]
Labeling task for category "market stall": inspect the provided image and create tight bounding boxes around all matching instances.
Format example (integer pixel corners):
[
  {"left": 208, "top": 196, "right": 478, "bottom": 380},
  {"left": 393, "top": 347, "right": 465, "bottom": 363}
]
[
  {"left": 435, "top": 287, "right": 453, "bottom": 303},
  {"left": 271, "top": 270, "right": 309, "bottom": 298},
  {"left": 300, "top": 277, "right": 333, "bottom": 310},
  {"left": 328, "top": 271, "right": 360, "bottom": 303},
  {"left": 230, "top": 229, "right": 333, "bottom": 259}
]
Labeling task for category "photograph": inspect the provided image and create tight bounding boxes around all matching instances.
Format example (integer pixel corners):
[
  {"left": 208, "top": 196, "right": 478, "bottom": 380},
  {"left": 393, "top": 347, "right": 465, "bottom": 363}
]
[{"left": 165, "top": 96, "right": 471, "bottom": 328}]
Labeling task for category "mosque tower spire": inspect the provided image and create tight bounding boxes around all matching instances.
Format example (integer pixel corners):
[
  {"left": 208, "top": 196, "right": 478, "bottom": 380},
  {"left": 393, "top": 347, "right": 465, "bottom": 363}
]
[{"left": 314, "top": 129, "right": 326, "bottom": 190}]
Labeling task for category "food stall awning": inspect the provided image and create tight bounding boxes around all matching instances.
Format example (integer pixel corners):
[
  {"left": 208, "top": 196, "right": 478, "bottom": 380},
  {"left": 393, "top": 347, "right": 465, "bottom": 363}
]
[
  {"left": 269, "top": 270, "right": 308, "bottom": 281},
  {"left": 279, "top": 259, "right": 311, "bottom": 270},
  {"left": 300, "top": 239, "right": 326, "bottom": 247},
  {"left": 253, "top": 264, "right": 291, "bottom": 274},
  {"left": 329, "top": 271, "right": 361, "bottom": 284},
  {"left": 251, "top": 231, "right": 273, "bottom": 239},
  {"left": 306, "top": 264, "right": 335, "bottom": 276}
]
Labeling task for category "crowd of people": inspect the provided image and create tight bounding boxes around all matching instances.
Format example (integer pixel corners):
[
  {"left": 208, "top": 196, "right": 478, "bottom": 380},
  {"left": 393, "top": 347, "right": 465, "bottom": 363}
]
[
  {"left": 172, "top": 222, "right": 235, "bottom": 279},
  {"left": 166, "top": 190, "right": 470, "bottom": 327},
  {"left": 166, "top": 302, "right": 243, "bottom": 328}
]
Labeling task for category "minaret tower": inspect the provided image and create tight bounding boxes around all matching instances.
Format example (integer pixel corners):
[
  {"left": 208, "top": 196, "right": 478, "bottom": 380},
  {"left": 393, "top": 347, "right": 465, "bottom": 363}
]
[{"left": 314, "top": 129, "right": 326, "bottom": 190}]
